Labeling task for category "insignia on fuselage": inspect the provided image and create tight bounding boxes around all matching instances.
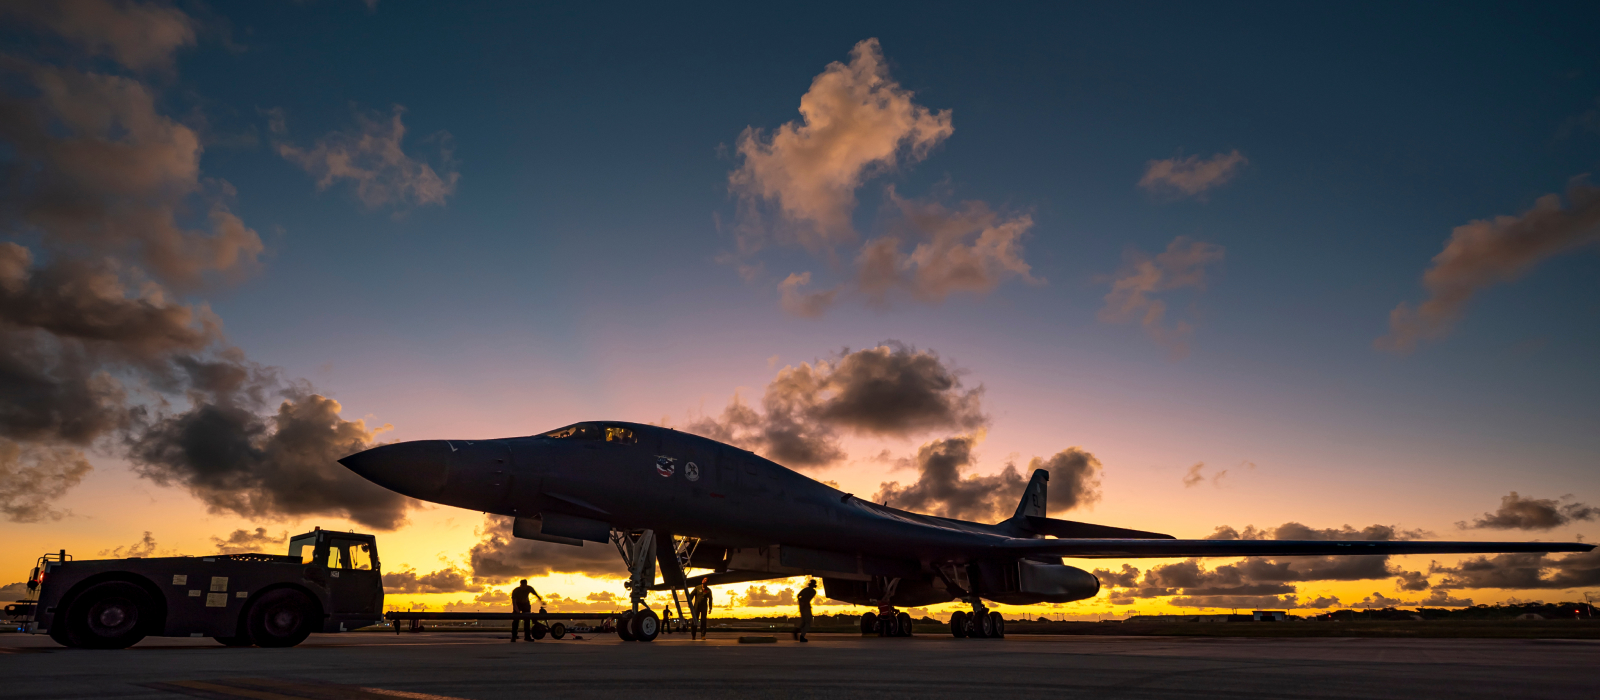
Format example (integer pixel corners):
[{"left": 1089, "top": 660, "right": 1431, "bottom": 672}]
[
  {"left": 655, "top": 455, "right": 677, "bottom": 477},
  {"left": 685, "top": 462, "right": 700, "bottom": 481}
]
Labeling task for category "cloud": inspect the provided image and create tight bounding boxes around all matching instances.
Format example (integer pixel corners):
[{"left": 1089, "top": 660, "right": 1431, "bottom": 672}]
[
  {"left": 99, "top": 531, "right": 160, "bottom": 558},
  {"left": 1353, "top": 592, "right": 1407, "bottom": 609},
  {"left": 383, "top": 566, "right": 481, "bottom": 594},
  {"left": 1106, "top": 522, "right": 1431, "bottom": 604},
  {"left": 276, "top": 105, "right": 460, "bottom": 211},
  {"left": 3, "top": 0, "right": 197, "bottom": 72},
  {"left": 1377, "top": 177, "right": 1600, "bottom": 353},
  {"left": 777, "top": 272, "right": 839, "bottom": 318},
  {"left": 1138, "top": 150, "right": 1248, "bottom": 199},
  {"left": 1167, "top": 594, "right": 1302, "bottom": 609},
  {"left": 739, "top": 585, "right": 797, "bottom": 607},
  {"left": 1302, "top": 595, "right": 1342, "bottom": 609},
  {"left": 466, "top": 515, "right": 627, "bottom": 584},
  {"left": 688, "top": 342, "right": 986, "bottom": 469},
  {"left": 730, "top": 38, "right": 952, "bottom": 251},
  {"left": 1099, "top": 237, "right": 1225, "bottom": 358},
  {"left": 1417, "top": 590, "right": 1473, "bottom": 607},
  {"left": 873, "top": 437, "right": 1101, "bottom": 521},
  {"left": 0, "top": 64, "right": 264, "bottom": 289},
  {"left": 1182, "top": 462, "right": 1228, "bottom": 488},
  {"left": 0, "top": 0, "right": 412, "bottom": 529},
  {"left": 1395, "top": 569, "right": 1431, "bottom": 592},
  {"left": 1457, "top": 492, "right": 1598, "bottom": 531},
  {"left": 0, "top": 581, "right": 27, "bottom": 599},
  {"left": 0, "top": 439, "right": 92, "bottom": 522},
  {"left": 210, "top": 527, "right": 286, "bottom": 555},
  {"left": 848, "top": 192, "right": 1040, "bottom": 308},
  {"left": 128, "top": 357, "right": 412, "bottom": 530},
  {"left": 1432, "top": 549, "right": 1600, "bottom": 590}
]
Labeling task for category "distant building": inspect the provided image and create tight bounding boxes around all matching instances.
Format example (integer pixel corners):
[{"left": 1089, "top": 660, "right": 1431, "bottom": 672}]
[{"left": 1252, "top": 610, "right": 1286, "bottom": 621}]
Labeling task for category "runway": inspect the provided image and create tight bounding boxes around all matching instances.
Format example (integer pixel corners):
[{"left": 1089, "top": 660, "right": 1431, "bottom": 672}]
[{"left": 3, "top": 631, "right": 1596, "bottom": 699}]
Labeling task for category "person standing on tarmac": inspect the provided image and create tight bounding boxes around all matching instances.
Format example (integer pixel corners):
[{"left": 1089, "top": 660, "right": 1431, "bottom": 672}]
[
  {"left": 688, "top": 578, "right": 713, "bottom": 640},
  {"left": 792, "top": 579, "right": 817, "bottom": 642},
  {"left": 511, "top": 579, "right": 543, "bottom": 641}
]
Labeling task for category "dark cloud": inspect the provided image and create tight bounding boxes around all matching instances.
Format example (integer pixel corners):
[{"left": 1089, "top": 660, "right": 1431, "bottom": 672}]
[
  {"left": 1432, "top": 549, "right": 1600, "bottom": 590},
  {"left": 1378, "top": 177, "right": 1600, "bottom": 353},
  {"left": 1092, "top": 564, "right": 1141, "bottom": 588},
  {"left": 1167, "top": 594, "right": 1303, "bottom": 609},
  {"left": 383, "top": 567, "right": 481, "bottom": 594},
  {"left": 688, "top": 342, "right": 986, "bottom": 469},
  {"left": 0, "top": 438, "right": 92, "bottom": 522},
  {"left": 129, "top": 357, "right": 412, "bottom": 530},
  {"left": 0, "top": 581, "right": 27, "bottom": 599},
  {"left": 1416, "top": 590, "right": 1474, "bottom": 608},
  {"left": 1302, "top": 595, "right": 1342, "bottom": 609},
  {"left": 1103, "top": 522, "right": 1430, "bottom": 604},
  {"left": 1395, "top": 569, "right": 1431, "bottom": 592},
  {"left": 210, "top": 527, "right": 285, "bottom": 555},
  {"left": 1354, "top": 592, "right": 1407, "bottom": 609},
  {"left": 873, "top": 437, "right": 1101, "bottom": 522},
  {"left": 1457, "top": 492, "right": 1598, "bottom": 531},
  {"left": 466, "top": 515, "right": 627, "bottom": 584},
  {"left": 99, "top": 531, "right": 159, "bottom": 558}
]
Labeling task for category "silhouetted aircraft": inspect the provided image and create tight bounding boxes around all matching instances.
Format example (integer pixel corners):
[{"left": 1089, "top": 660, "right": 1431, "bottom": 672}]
[{"left": 339, "top": 421, "right": 1592, "bottom": 640}]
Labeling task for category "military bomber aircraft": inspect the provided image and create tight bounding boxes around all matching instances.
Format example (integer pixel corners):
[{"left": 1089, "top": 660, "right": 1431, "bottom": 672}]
[{"left": 339, "top": 421, "right": 1592, "bottom": 640}]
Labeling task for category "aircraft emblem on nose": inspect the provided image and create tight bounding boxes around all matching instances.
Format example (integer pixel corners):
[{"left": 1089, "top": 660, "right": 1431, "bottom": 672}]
[
  {"left": 685, "top": 462, "right": 700, "bottom": 481},
  {"left": 655, "top": 455, "right": 677, "bottom": 477}
]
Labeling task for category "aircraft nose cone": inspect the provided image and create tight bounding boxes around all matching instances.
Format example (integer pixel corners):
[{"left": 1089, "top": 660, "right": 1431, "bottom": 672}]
[{"left": 338, "top": 440, "right": 452, "bottom": 499}]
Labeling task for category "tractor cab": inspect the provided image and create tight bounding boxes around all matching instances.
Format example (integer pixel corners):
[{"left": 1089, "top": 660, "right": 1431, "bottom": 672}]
[{"left": 287, "top": 528, "right": 383, "bottom": 618}]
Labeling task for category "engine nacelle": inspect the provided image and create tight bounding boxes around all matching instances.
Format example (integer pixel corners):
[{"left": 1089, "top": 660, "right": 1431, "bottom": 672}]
[{"left": 984, "top": 561, "right": 1100, "bottom": 605}]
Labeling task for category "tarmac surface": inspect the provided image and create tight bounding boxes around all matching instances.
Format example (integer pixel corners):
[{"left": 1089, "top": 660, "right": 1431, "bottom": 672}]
[{"left": 3, "top": 630, "right": 1597, "bottom": 700}]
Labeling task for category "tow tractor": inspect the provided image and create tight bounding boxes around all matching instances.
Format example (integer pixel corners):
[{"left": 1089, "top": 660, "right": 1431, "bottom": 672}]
[{"left": 16, "top": 527, "right": 383, "bottom": 649}]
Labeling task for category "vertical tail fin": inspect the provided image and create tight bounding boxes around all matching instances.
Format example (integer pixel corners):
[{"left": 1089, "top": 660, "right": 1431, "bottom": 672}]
[{"left": 1012, "top": 469, "right": 1048, "bottom": 520}]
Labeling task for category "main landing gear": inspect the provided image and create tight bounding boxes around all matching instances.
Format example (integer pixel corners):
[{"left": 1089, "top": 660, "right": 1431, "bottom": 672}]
[
  {"left": 949, "top": 601, "right": 1005, "bottom": 639},
  {"left": 857, "top": 577, "right": 915, "bottom": 637}
]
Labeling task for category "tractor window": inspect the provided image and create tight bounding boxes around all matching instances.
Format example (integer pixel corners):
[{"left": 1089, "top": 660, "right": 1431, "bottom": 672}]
[
  {"left": 605, "top": 426, "right": 635, "bottom": 444},
  {"left": 326, "top": 546, "right": 344, "bottom": 569},
  {"left": 289, "top": 535, "right": 318, "bottom": 563},
  {"left": 543, "top": 423, "right": 601, "bottom": 440},
  {"left": 332, "top": 540, "right": 373, "bottom": 570}
]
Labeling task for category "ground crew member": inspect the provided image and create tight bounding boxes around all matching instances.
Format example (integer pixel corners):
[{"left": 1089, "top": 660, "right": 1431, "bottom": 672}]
[
  {"left": 793, "top": 579, "right": 817, "bottom": 642},
  {"left": 511, "top": 579, "right": 543, "bottom": 641},
  {"left": 688, "top": 578, "right": 712, "bottom": 639}
]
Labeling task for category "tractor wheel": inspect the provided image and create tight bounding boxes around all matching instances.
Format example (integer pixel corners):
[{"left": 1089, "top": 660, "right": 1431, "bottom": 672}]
[
  {"left": 550, "top": 622, "right": 567, "bottom": 640},
  {"left": 67, "top": 582, "right": 151, "bottom": 649},
  {"left": 247, "top": 589, "right": 316, "bottom": 648}
]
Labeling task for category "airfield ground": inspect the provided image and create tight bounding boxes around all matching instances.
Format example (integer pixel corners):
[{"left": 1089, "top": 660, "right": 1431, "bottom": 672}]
[{"left": 3, "top": 630, "right": 1595, "bottom": 699}]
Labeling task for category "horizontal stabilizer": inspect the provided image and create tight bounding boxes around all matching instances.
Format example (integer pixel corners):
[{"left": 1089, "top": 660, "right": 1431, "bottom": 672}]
[
  {"left": 994, "top": 538, "right": 1595, "bottom": 559},
  {"left": 1023, "top": 516, "right": 1174, "bottom": 540}
]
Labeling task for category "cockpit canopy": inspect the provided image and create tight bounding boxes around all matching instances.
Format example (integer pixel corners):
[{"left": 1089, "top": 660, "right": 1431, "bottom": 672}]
[{"left": 541, "top": 423, "right": 636, "bottom": 444}]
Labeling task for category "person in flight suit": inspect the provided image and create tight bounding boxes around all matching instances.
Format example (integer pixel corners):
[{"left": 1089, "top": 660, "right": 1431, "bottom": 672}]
[
  {"left": 688, "top": 578, "right": 713, "bottom": 640},
  {"left": 792, "top": 579, "right": 817, "bottom": 642},
  {"left": 511, "top": 579, "right": 543, "bottom": 641}
]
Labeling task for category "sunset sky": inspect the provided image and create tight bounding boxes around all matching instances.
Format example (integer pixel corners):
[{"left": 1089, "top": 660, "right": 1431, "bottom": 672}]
[{"left": 2, "top": 1, "right": 1598, "bottom": 620}]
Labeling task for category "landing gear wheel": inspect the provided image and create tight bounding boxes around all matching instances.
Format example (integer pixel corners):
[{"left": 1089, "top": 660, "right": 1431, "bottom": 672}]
[
  {"left": 214, "top": 634, "right": 254, "bottom": 647},
  {"left": 976, "top": 610, "right": 996, "bottom": 638},
  {"left": 616, "top": 611, "right": 637, "bottom": 641},
  {"left": 950, "top": 610, "right": 968, "bottom": 638},
  {"left": 859, "top": 612, "right": 877, "bottom": 635},
  {"left": 68, "top": 582, "right": 150, "bottom": 649},
  {"left": 630, "top": 609, "right": 660, "bottom": 642},
  {"left": 896, "top": 611, "right": 913, "bottom": 637},
  {"left": 550, "top": 622, "right": 567, "bottom": 640},
  {"left": 988, "top": 611, "right": 1005, "bottom": 639},
  {"left": 247, "top": 588, "right": 316, "bottom": 648}
]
